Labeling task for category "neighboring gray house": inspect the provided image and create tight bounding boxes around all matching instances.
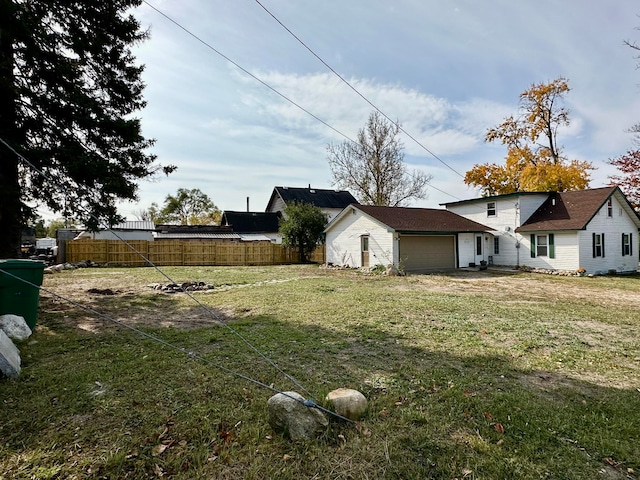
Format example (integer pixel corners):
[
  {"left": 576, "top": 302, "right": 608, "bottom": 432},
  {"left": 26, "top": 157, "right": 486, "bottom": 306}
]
[{"left": 266, "top": 186, "right": 358, "bottom": 222}]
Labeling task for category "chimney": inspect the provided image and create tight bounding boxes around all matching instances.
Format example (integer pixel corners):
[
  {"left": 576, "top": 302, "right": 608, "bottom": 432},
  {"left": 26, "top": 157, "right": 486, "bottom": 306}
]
[
  {"left": 308, "top": 184, "right": 311, "bottom": 189},
  {"left": 246, "top": 196, "right": 250, "bottom": 212}
]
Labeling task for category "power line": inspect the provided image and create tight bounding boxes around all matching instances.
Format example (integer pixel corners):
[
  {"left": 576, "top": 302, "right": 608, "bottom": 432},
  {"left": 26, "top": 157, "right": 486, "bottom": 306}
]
[
  {"left": 0, "top": 135, "right": 318, "bottom": 404},
  {"left": 0, "top": 266, "right": 353, "bottom": 423},
  {"left": 252, "top": 0, "right": 465, "bottom": 179},
  {"left": 141, "top": 0, "right": 357, "bottom": 146},
  {"left": 140, "top": 1, "right": 468, "bottom": 203}
]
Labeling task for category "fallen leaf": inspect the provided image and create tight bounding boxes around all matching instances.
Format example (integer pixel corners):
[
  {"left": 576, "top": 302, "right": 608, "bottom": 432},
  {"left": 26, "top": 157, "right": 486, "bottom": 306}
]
[
  {"left": 265, "top": 435, "right": 273, "bottom": 441},
  {"left": 463, "top": 390, "right": 472, "bottom": 397},
  {"left": 494, "top": 423, "right": 505, "bottom": 434},
  {"left": 483, "top": 412, "right": 493, "bottom": 420},
  {"left": 152, "top": 444, "right": 168, "bottom": 456},
  {"left": 380, "top": 409, "right": 389, "bottom": 418},
  {"left": 283, "top": 454, "right": 293, "bottom": 461},
  {"left": 153, "top": 463, "right": 164, "bottom": 477},
  {"left": 462, "top": 467, "right": 473, "bottom": 476},
  {"left": 219, "top": 431, "right": 234, "bottom": 444}
]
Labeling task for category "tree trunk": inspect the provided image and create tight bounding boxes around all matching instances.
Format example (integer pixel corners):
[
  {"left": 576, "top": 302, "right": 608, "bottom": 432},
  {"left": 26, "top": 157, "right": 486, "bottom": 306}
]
[{"left": 0, "top": 3, "right": 23, "bottom": 258}]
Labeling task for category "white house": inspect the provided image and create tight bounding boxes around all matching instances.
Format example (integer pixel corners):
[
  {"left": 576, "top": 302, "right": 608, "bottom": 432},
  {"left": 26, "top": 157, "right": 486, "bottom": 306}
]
[
  {"left": 325, "top": 204, "right": 493, "bottom": 273},
  {"left": 444, "top": 186, "right": 640, "bottom": 274}
]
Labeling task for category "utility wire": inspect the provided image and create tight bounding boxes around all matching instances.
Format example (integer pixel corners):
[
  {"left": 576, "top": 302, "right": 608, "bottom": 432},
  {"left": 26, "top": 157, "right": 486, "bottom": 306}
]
[
  {"left": 141, "top": 0, "right": 356, "bottom": 146},
  {"left": 140, "top": 1, "right": 467, "bottom": 203},
  {"left": 0, "top": 135, "right": 317, "bottom": 403},
  {"left": 252, "top": 0, "right": 465, "bottom": 179},
  {"left": 0, "top": 267, "right": 354, "bottom": 423}
]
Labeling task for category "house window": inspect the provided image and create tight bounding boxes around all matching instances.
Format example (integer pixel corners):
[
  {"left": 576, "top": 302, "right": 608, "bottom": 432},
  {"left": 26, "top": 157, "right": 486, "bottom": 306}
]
[
  {"left": 530, "top": 233, "right": 555, "bottom": 258},
  {"left": 493, "top": 237, "right": 500, "bottom": 255},
  {"left": 592, "top": 233, "right": 605, "bottom": 258},
  {"left": 607, "top": 199, "right": 613, "bottom": 217},
  {"left": 487, "top": 202, "right": 496, "bottom": 217},
  {"left": 536, "top": 235, "right": 548, "bottom": 257},
  {"left": 622, "top": 233, "right": 632, "bottom": 256}
]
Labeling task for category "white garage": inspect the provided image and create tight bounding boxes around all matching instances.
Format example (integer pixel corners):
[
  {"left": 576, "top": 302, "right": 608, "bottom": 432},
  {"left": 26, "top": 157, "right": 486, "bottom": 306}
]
[{"left": 325, "top": 204, "right": 492, "bottom": 272}]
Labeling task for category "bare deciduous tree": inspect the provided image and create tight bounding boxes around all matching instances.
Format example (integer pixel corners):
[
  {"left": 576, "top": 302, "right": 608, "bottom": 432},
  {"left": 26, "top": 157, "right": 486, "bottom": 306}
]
[{"left": 327, "top": 111, "right": 431, "bottom": 207}]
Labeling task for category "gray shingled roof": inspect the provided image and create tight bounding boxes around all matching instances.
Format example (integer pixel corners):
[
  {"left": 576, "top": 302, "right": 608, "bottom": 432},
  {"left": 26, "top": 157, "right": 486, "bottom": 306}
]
[
  {"left": 355, "top": 205, "right": 493, "bottom": 233},
  {"left": 270, "top": 186, "right": 358, "bottom": 209}
]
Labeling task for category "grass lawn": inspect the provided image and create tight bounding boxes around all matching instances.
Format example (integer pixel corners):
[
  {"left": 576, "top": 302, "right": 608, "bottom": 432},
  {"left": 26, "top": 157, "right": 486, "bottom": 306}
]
[{"left": 1, "top": 264, "right": 639, "bottom": 479}]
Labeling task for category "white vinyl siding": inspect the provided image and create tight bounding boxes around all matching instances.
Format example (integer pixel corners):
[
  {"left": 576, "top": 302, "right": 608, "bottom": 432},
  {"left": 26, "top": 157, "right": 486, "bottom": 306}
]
[
  {"left": 446, "top": 194, "right": 547, "bottom": 267},
  {"left": 325, "top": 208, "right": 394, "bottom": 268},
  {"left": 522, "top": 232, "right": 578, "bottom": 270},
  {"left": 578, "top": 193, "right": 639, "bottom": 274}
]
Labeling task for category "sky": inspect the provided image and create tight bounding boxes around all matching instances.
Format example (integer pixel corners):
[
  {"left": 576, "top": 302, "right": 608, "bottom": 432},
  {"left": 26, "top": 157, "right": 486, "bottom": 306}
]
[{"left": 104, "top": 0, "right": 640, "bottom": 219}]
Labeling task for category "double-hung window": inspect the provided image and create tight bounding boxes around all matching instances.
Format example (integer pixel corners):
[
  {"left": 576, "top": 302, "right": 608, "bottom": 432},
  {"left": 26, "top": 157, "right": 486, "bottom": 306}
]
[
  {"left": 592, "top": 233, "right": 605, "bottom": 257},
  {"left": 530, "top": 234, "right": 555, "bottom": 258},
  {"left": 622, "top": 233, "right": 633, "bottom": 256},
  {"left": 487, "top": 202, "right": 496, "bottom": 217}
]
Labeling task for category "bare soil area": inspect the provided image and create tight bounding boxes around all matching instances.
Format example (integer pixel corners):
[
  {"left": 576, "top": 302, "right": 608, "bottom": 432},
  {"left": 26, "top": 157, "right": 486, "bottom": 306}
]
[{"left": 39, "top": 267, "right": 640, "bottom": 332}]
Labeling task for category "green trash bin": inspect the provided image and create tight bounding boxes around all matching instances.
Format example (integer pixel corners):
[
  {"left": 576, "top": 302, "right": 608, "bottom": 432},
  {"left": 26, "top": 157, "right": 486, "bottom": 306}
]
[{"left": 0, "top": 259, "right": 46, "bottom": 330}]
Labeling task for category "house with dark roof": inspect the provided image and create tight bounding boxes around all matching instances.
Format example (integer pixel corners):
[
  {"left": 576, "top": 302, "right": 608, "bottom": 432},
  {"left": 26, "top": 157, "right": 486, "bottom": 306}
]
[
  {"left": 221, "top": 211, "right": 282, "bottom": 243},
  {"left": 444, "top": 186, "right": 640, "bottom": 274},
  {"left": 266, "top": 186, "right": 358, "bottom": 222},
  {"left": 325, "top": 204, "right": 493, "bottom": 273},
  {"left": 325, "top": 187, "right": 640, "bottom": 274}
]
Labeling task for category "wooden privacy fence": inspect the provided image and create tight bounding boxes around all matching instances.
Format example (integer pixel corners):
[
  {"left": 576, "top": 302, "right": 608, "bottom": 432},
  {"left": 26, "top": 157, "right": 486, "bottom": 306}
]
[{"left": 66, "top": 239, "right": 325, "bottom": 267}]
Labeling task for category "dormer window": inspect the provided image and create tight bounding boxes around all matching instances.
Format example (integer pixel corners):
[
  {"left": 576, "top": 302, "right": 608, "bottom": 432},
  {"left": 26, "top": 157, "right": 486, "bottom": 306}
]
[{"left": 487, "top": 202, "right": 496, "bottom": 217}]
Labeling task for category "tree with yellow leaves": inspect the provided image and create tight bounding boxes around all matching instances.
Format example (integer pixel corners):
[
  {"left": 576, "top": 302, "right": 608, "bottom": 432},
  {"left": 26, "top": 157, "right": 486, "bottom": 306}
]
[{"left": 465, "top": 78, "right": 594, "bottom": 195}]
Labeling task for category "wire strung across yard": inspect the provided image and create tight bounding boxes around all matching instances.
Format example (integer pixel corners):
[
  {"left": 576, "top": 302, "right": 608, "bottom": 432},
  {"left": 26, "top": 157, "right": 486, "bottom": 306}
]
[{"left": 0, "top": 136, "right": 354, "bottom": 424}]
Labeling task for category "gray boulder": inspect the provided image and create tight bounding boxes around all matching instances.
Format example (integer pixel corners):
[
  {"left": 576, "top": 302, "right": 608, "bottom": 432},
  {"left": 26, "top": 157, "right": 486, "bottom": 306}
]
[
  {"left": 267, "top": 391, "right": 328, "bottom": 441},
  {"left": 0, "top": 314, "right": 32, "bottom": 341},
  {"left": 326, "top": 388, "right": 368, "bottom": 420},
  {"left": 0, "top": 330, "right": 21, "bottom": 378}
]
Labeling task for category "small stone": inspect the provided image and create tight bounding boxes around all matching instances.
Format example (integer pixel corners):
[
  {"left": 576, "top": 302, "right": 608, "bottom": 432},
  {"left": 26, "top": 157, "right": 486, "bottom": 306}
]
[
  {"left": 267, "top": 391, "right": 328, "bottom": 441},
  {"left": 0, "top": 314, "right": 32, "bottom": 341},
  {"left": 326, "top": 388, "right": 368, "bottom": 421}
]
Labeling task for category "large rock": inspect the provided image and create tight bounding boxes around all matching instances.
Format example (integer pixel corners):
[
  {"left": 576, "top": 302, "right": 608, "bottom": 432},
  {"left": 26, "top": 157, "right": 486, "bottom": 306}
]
[
  {"left": 267, "top": 391, "right": 328, "bottom": 441},
  {"left": 326, "top": 388, "right": 368, "bottom": 421},
  {"left": 0, "top": 314, "right": 32, "bottom": 341},
  {"left": 0, "top": 330, "right": 21, "bottom": 378}
]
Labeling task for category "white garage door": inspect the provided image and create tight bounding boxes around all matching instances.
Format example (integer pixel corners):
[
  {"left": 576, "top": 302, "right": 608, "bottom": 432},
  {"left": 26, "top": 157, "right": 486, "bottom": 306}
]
[{"left": 400, "top": 235, "right": 455, "bottom": 272}]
